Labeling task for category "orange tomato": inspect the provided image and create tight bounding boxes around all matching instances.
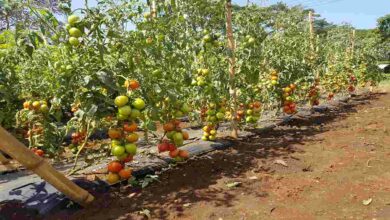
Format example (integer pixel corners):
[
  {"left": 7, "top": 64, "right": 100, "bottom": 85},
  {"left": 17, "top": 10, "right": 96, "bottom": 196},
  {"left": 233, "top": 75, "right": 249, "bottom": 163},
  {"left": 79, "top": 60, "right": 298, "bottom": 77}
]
[
  {"left": 163, "top": 122, "right": 175, "bottom": 132},
  {"left": 169, "top": 149, "right": 180, "bottom": 158},
  {"left": 178, "top": 150, "right": 189, "bottom": 159},
  {"left": 182, "top": 131, "right": 189, "bottom": 140},
  {"left": 123, "top": 123, "right": 137, "bottom": 132},
  {"left": 118, "top": 168, "right": 132, "bottom": 179},
  {"left": 108, "top": 129, "right": 122, "bottom": 139}
]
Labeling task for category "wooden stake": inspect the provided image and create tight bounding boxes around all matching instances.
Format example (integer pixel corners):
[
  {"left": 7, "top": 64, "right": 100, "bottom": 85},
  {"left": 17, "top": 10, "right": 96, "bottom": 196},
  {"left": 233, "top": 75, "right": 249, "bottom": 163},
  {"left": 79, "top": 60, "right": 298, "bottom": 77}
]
[
  {"left": 0, "top": 152, "right": 9, "bottom": 165},
  {"left": 225, "top": 0, "right": 238, "bottom": 139},
  {"left": 0, "top": 127, "right": 94, "bottom": 207}
]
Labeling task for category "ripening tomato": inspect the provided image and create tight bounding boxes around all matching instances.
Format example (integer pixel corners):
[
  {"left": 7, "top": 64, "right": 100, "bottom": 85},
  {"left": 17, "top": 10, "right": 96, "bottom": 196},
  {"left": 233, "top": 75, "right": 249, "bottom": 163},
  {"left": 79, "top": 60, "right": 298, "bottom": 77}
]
[
  {"left": 35, "top": 149, "right": 44, "bottom": 157},
  {"left": 106, "top": 173, "right": 120, "bottom": 184},
  {"left": 123, "top": 123, "right": 137, "bottom": 132},
  {"left": 169, "top": 149, "right": 180, "bottom": 158},
  {"left": 182, "top": 131, "right": 189, "bottom": 140},
  {"left": 119, "top": 168, "right": 132, "bottom": 179},
  {"left": 127, "top": 80, "right": 140, "bottom": 90},
  {"left": 125, "top": 133, "right": 139, "bottom": 143},
  {"left": 23, "top": 101, "right": 31, "bottom": 109},
  {"left": 178, "top": 150, "right": 189, "bottom": 159},
  {"left": 108, "top": 129, "right": 122, "bottom": 139},
  {"left": 32, "top": 101, "right": 41, "bottom": 110},
  {"left": 163, "top": 123, "right": 175, "bottom": 132},
  {"left": 107, "top": 161, "right": 123, "bottom": 173},
  {"left": 122, "top": 154, "right": 133, "bottom": 163},
  {"left": 253, "top": 101, "right": 261, "bottom": 108}
]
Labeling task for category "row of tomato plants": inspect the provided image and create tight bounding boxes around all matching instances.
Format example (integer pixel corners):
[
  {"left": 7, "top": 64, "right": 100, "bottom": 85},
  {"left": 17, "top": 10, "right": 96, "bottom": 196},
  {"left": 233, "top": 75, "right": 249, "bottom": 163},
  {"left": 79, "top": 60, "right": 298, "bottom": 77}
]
[{"left": 0, "top": 0, "right": 383, "bottom": 182}]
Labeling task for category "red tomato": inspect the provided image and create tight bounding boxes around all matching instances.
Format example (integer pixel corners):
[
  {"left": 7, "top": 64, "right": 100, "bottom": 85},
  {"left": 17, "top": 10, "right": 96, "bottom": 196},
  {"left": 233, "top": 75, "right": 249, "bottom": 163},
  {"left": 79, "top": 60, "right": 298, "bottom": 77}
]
[
  {"left": 158, "top": 142, "right": 169, "bottom": 153},
  {"left": 169, "top": 149, "right": 180, "bottom": 158}
]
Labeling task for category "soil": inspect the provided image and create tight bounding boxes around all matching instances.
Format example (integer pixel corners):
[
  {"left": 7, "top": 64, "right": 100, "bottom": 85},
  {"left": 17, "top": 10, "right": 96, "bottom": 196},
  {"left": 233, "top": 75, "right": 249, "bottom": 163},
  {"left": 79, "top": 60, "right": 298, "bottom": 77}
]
[{"left": 19, "top": 87, "right": 390, "bottom": 220}]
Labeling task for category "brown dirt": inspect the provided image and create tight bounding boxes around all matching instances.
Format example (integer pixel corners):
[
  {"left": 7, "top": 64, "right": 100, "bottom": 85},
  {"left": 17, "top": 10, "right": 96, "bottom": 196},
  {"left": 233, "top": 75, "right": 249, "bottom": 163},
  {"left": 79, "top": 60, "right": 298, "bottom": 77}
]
[{"left": 51, "top": 90, "right": 390, "bottom": 220}]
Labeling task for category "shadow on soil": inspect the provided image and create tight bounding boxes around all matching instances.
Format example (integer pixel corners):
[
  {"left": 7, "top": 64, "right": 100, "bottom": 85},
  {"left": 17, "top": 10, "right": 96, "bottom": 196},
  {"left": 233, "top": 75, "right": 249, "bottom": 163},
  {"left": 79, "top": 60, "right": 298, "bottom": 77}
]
[{"left": 3, "top": 93, "right": 386, "bottom": 220}]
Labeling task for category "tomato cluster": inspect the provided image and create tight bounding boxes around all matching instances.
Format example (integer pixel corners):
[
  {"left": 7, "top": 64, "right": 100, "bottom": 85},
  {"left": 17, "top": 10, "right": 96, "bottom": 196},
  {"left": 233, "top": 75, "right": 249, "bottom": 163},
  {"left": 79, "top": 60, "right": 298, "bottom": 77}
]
[
  {"left": 270, "top": 69, "right": 279, "bottom": 86},
  {"left": 160, "top": 120, "right": 190, "bottom": 162},
  {"left": 66, "top": 15, "right": 84, "bottom": 47},
  {"left": 282, "top": 84, "right": 297, "bottom": 114},
  {"left": 244, "top": 101, "right": 262, "bottom": 124},
  {"left": 106, "top": 161, "right": 132, "bottom": 184},
  {"left": 23, "top": 100, "right": 49, "bottom": 113},
  {"left": 348, "top": 75, "right": 357, "bottom": 93},
  {"left": 201, "top": 102, "right": 226, "bottom": 141},
  {"left": 308, "top": 80, "right": 320, "bottom": 106},
  {"left": 192, "top": 68, "right": 210, "bottom": 87},
  {"left": 106, "top": 93, "right": 145, "bottom": 182}
]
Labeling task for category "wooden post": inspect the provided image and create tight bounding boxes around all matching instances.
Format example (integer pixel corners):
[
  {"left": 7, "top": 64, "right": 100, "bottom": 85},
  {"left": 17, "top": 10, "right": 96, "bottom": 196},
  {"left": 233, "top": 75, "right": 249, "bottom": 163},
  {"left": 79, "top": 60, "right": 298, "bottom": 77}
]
[
  {"left": 0, "top": 152, "right": 9, "bottom": 165},
  {"left": 151, "top": 0, "right": 157, "bottom": 18},
  {"left": 0, "top": 127, "right": 94, "bottom": 207},
  {"left": 225, "top": 0, "right": 238, "bottom": 139},
  {"left": 309, "top": 11, "right": 315, "bottom": 53},
  {"left": 351, "top": 29, "right": 355, "bottom": 57}
]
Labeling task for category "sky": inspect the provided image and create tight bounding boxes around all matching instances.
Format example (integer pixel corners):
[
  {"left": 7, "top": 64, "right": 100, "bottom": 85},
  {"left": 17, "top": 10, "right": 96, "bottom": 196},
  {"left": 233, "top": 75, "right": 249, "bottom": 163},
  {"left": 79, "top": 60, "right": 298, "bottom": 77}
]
[{"left": 71, "top": 0, "right": 389, "bottom": 29}]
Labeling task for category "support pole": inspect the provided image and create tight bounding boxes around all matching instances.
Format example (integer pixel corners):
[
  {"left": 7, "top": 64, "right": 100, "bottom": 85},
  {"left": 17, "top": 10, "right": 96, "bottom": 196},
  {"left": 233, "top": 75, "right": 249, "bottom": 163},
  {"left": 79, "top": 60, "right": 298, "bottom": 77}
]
[
  {"left": 225, "top": 0, "right": 238, "bottom": 139},
  {"left": 0, "top": 127, "right": 94, "bottom": 207}
]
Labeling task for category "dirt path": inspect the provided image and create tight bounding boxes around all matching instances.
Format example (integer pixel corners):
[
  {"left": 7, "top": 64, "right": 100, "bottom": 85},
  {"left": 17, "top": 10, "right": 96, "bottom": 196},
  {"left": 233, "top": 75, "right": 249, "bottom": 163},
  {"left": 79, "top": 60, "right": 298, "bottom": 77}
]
[{"left": 56, "top": 89, "right": 390, "bottom": 220}]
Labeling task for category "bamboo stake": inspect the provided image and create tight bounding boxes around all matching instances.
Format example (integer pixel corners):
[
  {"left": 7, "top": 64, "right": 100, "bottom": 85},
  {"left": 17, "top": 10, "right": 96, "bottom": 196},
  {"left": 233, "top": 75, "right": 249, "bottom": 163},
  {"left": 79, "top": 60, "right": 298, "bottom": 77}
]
[
  {"left": 225, "top": 0, "right": 239, "bottom": 139},
  {"left": 0, "top": 151, "right": 9, "bottom": 165},
  {"left": 0, "top": 127, "right": 94, "bottom": 207},
  {"left": 151, "top": 0, "right": 157, "bottom": 18}
]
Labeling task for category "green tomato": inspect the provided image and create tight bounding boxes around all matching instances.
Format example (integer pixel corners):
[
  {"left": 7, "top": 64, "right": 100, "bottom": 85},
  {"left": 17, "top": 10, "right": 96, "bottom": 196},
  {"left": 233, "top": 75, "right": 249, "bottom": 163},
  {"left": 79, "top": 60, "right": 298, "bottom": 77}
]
[
  {"left": 69, "top": 37, "right": 79, "bottom": 46},
  {"left": 203, "top": 34, "right": 212, "bottom": 43},
  {"left": 248, "top": 37, "right": 255, "bottom": 44},
  {"left": 173, "top": 132, "right": 183, "bottom": 142},
  {"left": 174, "top": 110, "right": 184, "bottom": 118},
  {"left": 216, "top": 112, "right": 224, "bottom": 120},
  {"left": 197, "top": 80, "right": 206, "bottom": 86},
  {"left": 111, "top": 140, "right": 121, "bottom": 147},
  {"left": 181, "top": 103, "right": 191, "bottom": 113},
  {"left": 115, "top": 96, "right": 129, "bottom": 107},
  {"left": 208, "top": 135, "right": 216, "bottom": 141},
  {"left": 117, "top": 114, "right": 127, "bottom": 121},
  {"left": 246, "top": 116, "right": 253, "bottom": 123},
  {"left": 246, "top": 109, "right": 253, "bottom": 115},
  {"left": 69, "top": 27, "right": 82, "bottom": 37},
  {"left": 130, "top": 109, "right": 141, "bottom": 119},
  {"left": 111, "top": 146, "right": 125, "bottom": 157},
  {"left": 201, "top": 69, "right": 210, "bottom": 75},
  {"left": 209, "top": 116, "right": 217, "bottom": 122},
  {"left": 206, "top": 109, "right": 216, "bottom": 116},
  {"left": 201, "top": 136, "right": 208, "bottom": 141},
  {"left": 271, "top": 80, "right": 278, "bottom": 86},
  {"left": 68, "top": 15, "right": 80, "bottom": 25},
  {"left": 65, "top": 23, "right": 71, "bottom": 30},
  {"left": 167, "top": 131, "right": 176, "bottom": 140},
  {"left": 118, "top": 105, "right": 132, "bottom": 116},
  {"left": 210, "top": 130, "right": 217, "bottom": 135},
  {"left": 117, "top": 153, "right": 129, "bottom": 161},
  {"left": 40, "top": 104, "right": 49, "bottom": 113},
  {"left": 132, "top": 98, "right": 145, "bottom": 110},
  {"left": 125, "top": 143, "right": 137, "bottom": 155}
]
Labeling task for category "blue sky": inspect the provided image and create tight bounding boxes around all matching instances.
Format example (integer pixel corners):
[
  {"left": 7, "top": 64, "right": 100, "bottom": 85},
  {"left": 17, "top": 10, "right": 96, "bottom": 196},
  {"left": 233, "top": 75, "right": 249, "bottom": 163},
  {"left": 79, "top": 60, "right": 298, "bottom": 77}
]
[{"left": 72, "top": 0, "right": 389, "bottom": 29}]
